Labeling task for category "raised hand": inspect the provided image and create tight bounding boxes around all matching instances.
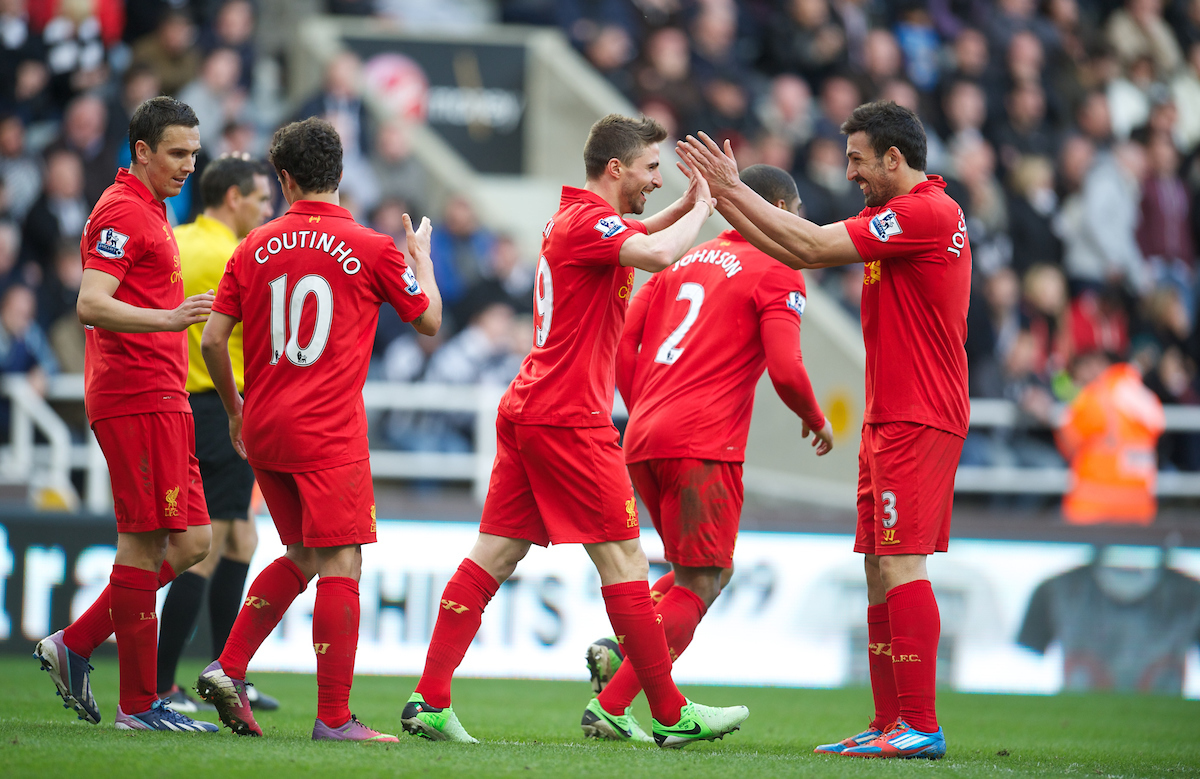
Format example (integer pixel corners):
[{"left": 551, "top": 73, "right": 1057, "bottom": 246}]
[
  {"left": 404, "top": 213, "right": 433, "bottom": 267},
  {"left": 677, "top": 132, "right": 740, "bottom": 196},
  {"left": 167, "top": 290, "right": 215, "bottom": 331}
]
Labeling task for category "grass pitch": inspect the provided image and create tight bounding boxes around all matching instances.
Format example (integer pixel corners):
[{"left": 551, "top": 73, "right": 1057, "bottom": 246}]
[{"left": 0, "top": 657, "right": 1197, "bottom": 778}]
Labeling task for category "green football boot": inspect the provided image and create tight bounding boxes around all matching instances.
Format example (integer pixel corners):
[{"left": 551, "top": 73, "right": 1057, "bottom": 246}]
[
  {"left": 651, "top": 699, "right": 749, "bottom": 749},
  {"left": 585, "top": 636, "right": 624, "bottom": 694},
  {"left": 580, "top": 697, "right": 654, "bottom": 743},
  {"left": 400, "top": 692, "right": 478, "bottom": 743}
]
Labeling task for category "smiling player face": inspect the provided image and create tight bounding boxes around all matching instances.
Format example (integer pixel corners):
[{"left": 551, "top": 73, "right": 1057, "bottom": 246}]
[
  {"left": 137, "top": 124, "right": 201, "bottom": 202},
  {"left": 618, "top": 144, "right": 663, "bottom": 215},
  {"left": 845, "top": 131, "right": 895, "bottom": 209}
]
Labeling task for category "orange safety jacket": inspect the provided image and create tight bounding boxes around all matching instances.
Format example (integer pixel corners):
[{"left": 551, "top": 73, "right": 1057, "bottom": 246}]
[{"left": 1056, "top": 363, "right": 1165, "bottom": 524}]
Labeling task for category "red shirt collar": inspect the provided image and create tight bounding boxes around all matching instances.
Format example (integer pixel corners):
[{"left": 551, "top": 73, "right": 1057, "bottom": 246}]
[
  {"left": 908, "top": 175, "right": 947, "bottom": 195},
  {"left": 115, "top": 168, "right": 163, "bottom": 206},
  {"left": 560, "top": 185, "right": 616, "bottom": 211},
  {"left": 285, "top": 199, "right": 354, "bottom": 219}
]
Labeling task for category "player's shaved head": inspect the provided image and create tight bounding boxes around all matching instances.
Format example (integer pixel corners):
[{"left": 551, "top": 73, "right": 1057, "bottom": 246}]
[
  {"left": 269, "top": 118, "right": 342, "bottom": 194},
  {"left": 840, "top": 100, "right": 927, "bottom": 172},
  {"left": 583, "top": 114, "right": 667, "bottom": 180},
  {"left": 128, "top": 96, "right": 198, "bottom": 161},
  {"left": 739, "top": 164, "right": 799, "bottom": 210}
]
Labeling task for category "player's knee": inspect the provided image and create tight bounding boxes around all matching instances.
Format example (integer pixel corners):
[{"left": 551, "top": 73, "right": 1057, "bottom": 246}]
[{"left": 675, "top": 566, "right": 726, "bottom": 607}]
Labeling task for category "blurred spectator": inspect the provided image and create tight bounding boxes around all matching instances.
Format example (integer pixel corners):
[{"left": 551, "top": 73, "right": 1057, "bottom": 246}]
[
  {"left": 634, "top": 27, "right": 703, "bottom": 131},
  {"left": 1043, "top": 0, "right": 1093, "bottom": 113},
  {"left": 487, "top": 233, "right": 533, "bottom": 311},
  {"left": 0, "top": 219, "right": 21, "bottom": 292},
  {"left": 0, "top": 282, "right": 58, "bottom": 433},
  {"left": 987, "top": 0, "right": 1060, "bottom": 53},
  {"left": 583, "top": 24, "right": 637, "bottom": 100},
  {"left": 1105, "top": 0, "right": 1182, "bottom": 77},
  {"left": 1056, "top": 138, "right": 1150, "bottom": 295},
  {"left": 878, "top": 77, "right": 949, "bottom": 173},
  {"left": 760, "top": 0, "right": 848, "bottom": 83},
  {"left": 1074, "top": 88, "right": 1114, "bottom": 146},
  {"left": 1055, "top": 133, "right": 1096, "bottom": 198},
  {"left": 0, "top": 0, "right": 50, "bottom": 122},
  {"left": 893, "top": 3, "right": 941, "bottom": 93},
  {"left": 754, "top": 73, "right": 814, "bottom": 148},
  {"left": 178, "top": 47, "right": 250, "bottom": 153},
  {"left": 858, "top": 27, "right": 902, "bottom": 99},
  {"left": 945, "top": 134, "right": 1010, "bottom": 275},
  {"left": 1056, "top": 352, "right": 1165, "bottom": 524},
  {"left": 1069, "top": 284, "right": 1130, "bottom": 358},
  {"left": 991, "top": 80, "right": 1059, "bottom": 174},
  {"left": 1108, "top": 53, "right": 1157, "bottom": 139},
  {"left": 105, "top": 65, "right": 160, "bottom": 154},
  {"left": 0, "top": 114, "right": 42, "bottom": 220},
  {"left": 944, "top": 26, "right": 1006, "bottom": 129},
  {"left": 131, "top": 10, "right": 200, "bottom": 96},
  {"left": 693, "top": 72, "right": 758, "bottom": 143},
  {"left": 812, "top": 73, "right": 860, "bottom": 140},
  {"left": 430, "top": 194, "right": 496, "bottom": 318},
  {"left": 36, "top": 238, "right": 82, "bottom": 371},
  {"left": 965, "top": 265, "right": 1022, "bottom": 398},
  {"left": 295, "top": 50, "right": 374, "bottom": 211},
  {"left": 1021, "top": 263, "right": 1072, "bottom": 380},
  {"left": 366, "top": 119, "right": 428, "bottom": 216},
  {"left": 795, "top": 135, "right": 862, "bottom": 226},
  {"left": 941, "top": 78, "right": 989, "bottom": 150},
  {"left": 1137, "top": 131, "right": 1194, "bottom": 298},
  {"left": 20, "top": 147, "right": 87, "bottom": 280},
  {"left": 1006, "top": 155, "right": 1062, "bottom": 276},
  {"left": 37, "top": 0, "right": 115, "bottom": 112},
  {"left": 689, "top": 2, "right": 746, "bottom": 83},
  {"left": 200, "top": 0, "right": 258, "bottom": 90},
  {"left": 1004, "top": 29, "right": 1066, "bottom": 126},
  {"left": 44, "top": 92, "right": 116, "bottom": 206}
]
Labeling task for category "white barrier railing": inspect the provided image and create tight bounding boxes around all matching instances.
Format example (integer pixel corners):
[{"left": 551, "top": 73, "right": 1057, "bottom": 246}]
[
  {"left": 958, "top": 398, "right": 1200, "bottom": 496},
  {"left": 6, "top": 377, "right": 1200, "bottom": 509}
]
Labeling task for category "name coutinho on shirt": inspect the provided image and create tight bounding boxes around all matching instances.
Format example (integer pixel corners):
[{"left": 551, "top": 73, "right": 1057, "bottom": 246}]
[{"left": 253, "top": 229, "right": 363, "bottom": 275}]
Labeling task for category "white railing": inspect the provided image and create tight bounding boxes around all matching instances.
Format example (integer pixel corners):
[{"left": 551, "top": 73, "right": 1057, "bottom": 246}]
[
  {"left": 956, "top": 398, "right": 1200, "bottom": 496},
  {"left": 7, "top": 377, "right": 1200, "bottom": 510}
]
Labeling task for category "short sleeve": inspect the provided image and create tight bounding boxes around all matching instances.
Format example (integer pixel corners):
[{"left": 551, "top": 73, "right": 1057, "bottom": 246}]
[
  {"left": 82, "top": 203, "right": 144, "bottom": 282},
  {"left": 568, "top": 207, "right": 648, "bottom": 267},
  {"left": 212, "top": 246, "right": 244, "bottom": 321},
  {"left": 372, "top": 238, "right": 430, "bottom": 323},
  {"left": 843, "top": 196, "right": 939, "bottom": 265},
  {"left": 753, "top": 263, "right": 808, "bottom": 325}
]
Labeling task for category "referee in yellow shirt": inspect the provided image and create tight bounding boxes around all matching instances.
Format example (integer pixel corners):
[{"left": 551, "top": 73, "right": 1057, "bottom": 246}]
[{"left": 156, "top": 155, "right": 278, "bottom": 713}]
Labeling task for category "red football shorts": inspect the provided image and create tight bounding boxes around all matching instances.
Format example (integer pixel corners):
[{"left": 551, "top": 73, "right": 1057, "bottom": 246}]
[
  {"left": 254, "top": 459, "right": 377, "bottom": 548},
  {"left": 480, "top": 417, "right": 641, "bottom": 547},
  {"left": 855, "top": 421, "right": 963, "bottom": 555},
  {"left": 628, "top": 458, "right": 743, "bottom": 569},
  {"left": 93, "top": 411, "right": 210, "bottom": 533}
]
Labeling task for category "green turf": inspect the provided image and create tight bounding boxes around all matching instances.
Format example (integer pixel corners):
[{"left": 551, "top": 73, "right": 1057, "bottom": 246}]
[{"left": 0, "top": 657, "right": 1197, "bottom": 777}]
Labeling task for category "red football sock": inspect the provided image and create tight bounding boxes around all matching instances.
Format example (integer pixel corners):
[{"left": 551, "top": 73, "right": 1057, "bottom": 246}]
[
  {"left": 110, "top": 565, "right": 160, "bottom": 715},
  {"left": 313, "top": 576, "right": 360, "bottom": 728},
  {"left": 601, "top": 580, "right": 687, "bottom": 725},
  {"left": 887, "top": 579, "right": 940, "bottom": 733},
  {"left": 64, "top": 560, "right": 177, "bottom": 658},
  {"left": 866, "top": 603, "right": 899, "bottom": 731},
  {"left": 219, "top": 556, "right": 308, "bottom": 680},
  {"left": 649, "top": 570, "right": 675, "bottom": 604},
  {"left": 415, "top": 559, "right": 498, "bottom": 708},
  {"left": 598, "top": 584, "right": 706, "bottom": 715}
]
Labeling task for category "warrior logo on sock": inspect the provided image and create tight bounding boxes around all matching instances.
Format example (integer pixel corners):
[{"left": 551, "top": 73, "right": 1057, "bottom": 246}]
[
  {"left": 868, "top": 642, "right": 892, "bottom": 656},
  {"left": 441, "top": 599, "right": 470, "bottom": 614},
  {"left": 625, "top": 497, "right": 638, "bottom": 528},
  {"left": 314, "top": 643, "right": 330, "bottom": 655},
  {"left": 245, "top": 595, "right": 271, "bottom": 609},
  {"left": 164, "top": 485, "right": 181, "bottom": 517}
]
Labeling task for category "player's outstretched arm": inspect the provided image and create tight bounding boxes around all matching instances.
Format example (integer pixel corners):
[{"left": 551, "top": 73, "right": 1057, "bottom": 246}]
[
  {"left": 77, "top": 268, "right": 214, "bottom": 332},
  {"left": 200, "top": 311, "right": 246, "bottom": 459},
  {"left": 616, "top": 281, "right": 653, "bottom": 410},
  {"left": 619, "top": 167, "right": 715, "bottom": 272},
  {"left": 404, "top": 213, "right": 442, "bottom": 336},
  {"left": 678, "top": 134, "right": 861, "bottom": 270},
  {"left": 761, "top": 317, "right": 832, "bottom": 456}
]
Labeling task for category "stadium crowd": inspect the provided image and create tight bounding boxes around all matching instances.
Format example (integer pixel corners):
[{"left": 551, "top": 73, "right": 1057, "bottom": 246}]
[{"left": 2, "top": 0, "right": 1200, "bottom": 473}]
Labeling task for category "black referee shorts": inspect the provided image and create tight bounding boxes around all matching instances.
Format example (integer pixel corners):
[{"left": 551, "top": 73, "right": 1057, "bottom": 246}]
[{"left": 190, "top": 390, "right": 255, "bottom": 520}]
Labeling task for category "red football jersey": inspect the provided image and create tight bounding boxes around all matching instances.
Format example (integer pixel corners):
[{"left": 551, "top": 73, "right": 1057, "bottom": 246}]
[
  {"left": 213, "top": 200, "right": 430, "bottom": 472},
  {"left": 81, "top": 168, "right": 190, "bottom": 423},
  {"left": 498, "top": 186, "right": 647, "bottom": 427},
  {"left": 622, "top": 230, "right": 816, "bottom": 463},
  {"left": 843, "top": 175, "right": 971, "bottom": 437}
]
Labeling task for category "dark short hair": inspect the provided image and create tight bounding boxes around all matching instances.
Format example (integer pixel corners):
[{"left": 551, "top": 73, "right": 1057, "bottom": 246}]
[
  {"left": 583, "top": 114, "right": 667, "bottom": 179},
  {"left": 840, "top": 100, "right": 927, "bottom": 172},
  {"left": 739, "top": 164, "right": 799, "bottom": 208},
  {"left": 199, "top": 156, "right": 271, "bottom": 209},
  {"left": 268, "top": 118, "right": 342, "bottom": 194},
  {"left": 128, "top": 96, "right": 198, "bottom": 161}
]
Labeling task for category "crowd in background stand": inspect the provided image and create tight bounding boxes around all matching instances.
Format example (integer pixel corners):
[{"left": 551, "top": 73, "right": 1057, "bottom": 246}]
[{"left": 1, "top": 0, "right": 1200, "bottom": 477}]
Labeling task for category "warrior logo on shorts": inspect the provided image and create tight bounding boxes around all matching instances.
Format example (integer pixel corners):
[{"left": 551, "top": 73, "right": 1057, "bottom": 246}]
[
  {"left": 625, "top": 497, "right": 638, "bottom": 528},
  {"left": 164, "top": 486, "right": 180, "bottom": 517}
]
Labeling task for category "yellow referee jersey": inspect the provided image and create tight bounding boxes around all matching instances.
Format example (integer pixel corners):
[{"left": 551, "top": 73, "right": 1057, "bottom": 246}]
[{"left": 178, "top": 214, "right": 245, "bottom": 393}]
